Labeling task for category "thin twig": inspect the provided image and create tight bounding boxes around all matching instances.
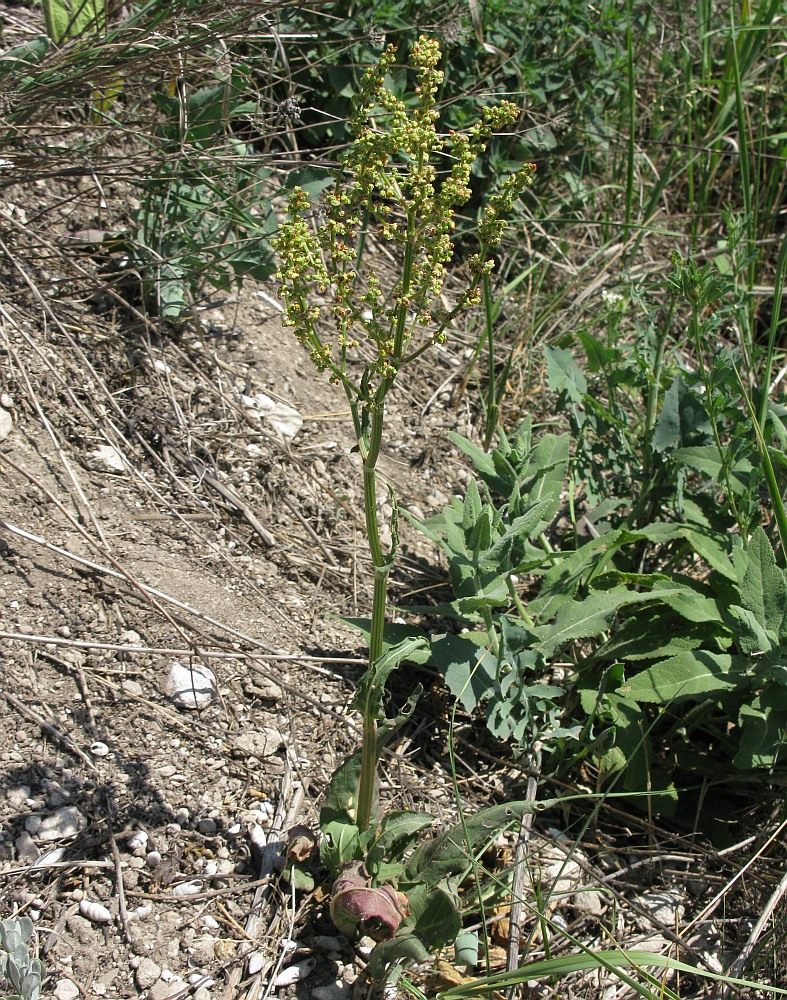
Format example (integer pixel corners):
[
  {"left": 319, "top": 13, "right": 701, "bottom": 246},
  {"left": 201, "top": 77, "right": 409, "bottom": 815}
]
[
  {"left": 723, "top": 866, "right": 787, "bottom": 989},
  {"left": 0, "top": 630, "right": 364, "bottom": 670},
  {"left": 1, "top": 690, "right": 98, "bottom": 772},
  {"left": 105, "top": 795, "right": 133, "bottom": 946}
]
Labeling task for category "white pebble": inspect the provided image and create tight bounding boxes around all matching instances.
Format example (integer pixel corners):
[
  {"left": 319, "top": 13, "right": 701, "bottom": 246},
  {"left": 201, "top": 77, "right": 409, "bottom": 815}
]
[
  {"left": 89, "top": 444, "right": 125, "bottom": 474},
  {"left": 188, "top": 973, "right": 215, "bottom": 988},
  {"left": 0, "top": 407, "right": 12, "bottom": 442},
  {"left": 272, "top": 958, "right": 316, "bottom": 988},
  {"left": 90, "top": 741, "right": 109, "bottom": 758},
  {"left": 53, "top": 979, "right": 80, "bottom": 1000},
  {"left": 168, "top": 662, "right": 216, "bottom": 711},
  {"left": 247, "top": 952, "right": 266, "bottom": 975},
  {"left": 127, "top": 830, "right": 148, "bottom": 851}
]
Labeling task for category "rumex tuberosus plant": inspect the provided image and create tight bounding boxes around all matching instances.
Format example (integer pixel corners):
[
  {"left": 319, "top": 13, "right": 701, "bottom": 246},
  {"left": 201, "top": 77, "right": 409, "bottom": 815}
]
[{"left": 274, "top": 36, "right": 535, "bottom": 962}]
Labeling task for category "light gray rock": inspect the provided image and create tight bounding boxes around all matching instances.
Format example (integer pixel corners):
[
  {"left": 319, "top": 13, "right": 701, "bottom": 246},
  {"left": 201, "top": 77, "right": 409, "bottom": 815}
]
[
  {"left": 88, "top": 444, "right": 125, "bottom": 473},
  {"left": 571, "top": 887, "right": 605, "bottom": 917},
  {"left": 6, "top": 785, "right": 31, "bottom": 809},
  {"left": 148, "top": 977, "right": 186, "bottom": 1000},
  {"left": 135, "top": 957, "right": 162, "bottom": 990},
  {"left": 234, "top": 728, "right": 284, "bottom": 759},
  {"left": 168, "top": 662, "right": 216, "bottom": 710},
  {"left": 53, "top": 979, "right": 80, "bottom": 1000},
  {"left": 241, "top": 392, "right": 302, "bottom": 440},
  {"left": 0, "top": 407, "right": 13, "bottom": 442},
  {"left": 37, "top": 806, "right": 86, "bottom": 842},
  {"left": 638, "top": 889, "right": 686, "bottom": 931}
]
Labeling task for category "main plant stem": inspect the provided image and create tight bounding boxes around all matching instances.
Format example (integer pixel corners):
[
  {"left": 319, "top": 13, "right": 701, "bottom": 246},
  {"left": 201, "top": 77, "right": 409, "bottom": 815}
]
[
  {"left": 356, "top": 205, "right": 415, "bottom": 834},
  {"left": 356, "top": 401, "right": 389, "bottom": 834}
]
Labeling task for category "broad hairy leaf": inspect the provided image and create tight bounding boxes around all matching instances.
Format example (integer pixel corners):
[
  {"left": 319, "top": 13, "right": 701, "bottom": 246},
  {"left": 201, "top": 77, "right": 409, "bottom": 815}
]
[
  {"left": 544, "top": 345, "right": 587, "bottom": 402},
  {"left": 672, "top": 446, "right": 751, "bottom": 493},
  {"left": 429, "top": 632, "right": 497, "bottom": 713},
  {"left": 738, "top": 526, "right": 787, "bottom": 641},
  {"left": 366, "top": 811, "right": 433, "bottom": 871},
  {"left": 321, "top": 752, "right": 363, "bottom": 827},
  {"left": 652, "top": 375, "right": 710, "bottom": 452},
  {"left": 619, "top": 651, "right": 746, "bottom": 704},
  {"left": 735, "top": 699, "right": 787, "bottom": 769},
  {"left": 366, "top": 933, "right": 431, "bottom": 979},
  {"left": 405, "top": 799, "right": 552, "bottom": 886},
  {"left": 404, "top": 883, "right": 461, "bottom": 949}
]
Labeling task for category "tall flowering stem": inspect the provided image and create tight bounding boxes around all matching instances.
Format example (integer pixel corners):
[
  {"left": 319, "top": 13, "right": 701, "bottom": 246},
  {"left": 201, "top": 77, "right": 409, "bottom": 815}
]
[{"left": 274, "top": 37, "right": 534, "bottom": 835}]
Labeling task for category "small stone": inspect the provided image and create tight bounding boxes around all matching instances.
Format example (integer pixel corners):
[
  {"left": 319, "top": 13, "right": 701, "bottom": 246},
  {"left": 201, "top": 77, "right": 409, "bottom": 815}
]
[
  {"left": 197, "top": 818, "right": 217, "bottom": 837},
  {"left": 121, "top": 678, "right": 144, "bottom": 696},
  {"left": 135, "top": 957, "right": 161, "bottom": 990},
  {"left": 571, "top": 888, "right": 605, "bottom": 917},
  {"left": 25, "top": 815, "right": 42, "bottom": 835},
  {"left": 191, "top": 935, "right": 217, "bottom": 967},
  {"left": 234, "top": 729, "right": 284, "bottom": 759},
  {"left": 0, "top": 407, "right": 12, "bottom": 442},
  {"left": 243, "top": 677, "right": 283, "bottom": 702},
  {"left": 149, "top": 979, "right": 185, "bottom": 1000},
  {"left": 88, "top": 444, "right": 125, "bottom": 474},
  {"left": 168, "top": 662, "right": 216, "bottom": 710},
  {"left": 311, "top": 936, "right": 344, "bottom": 952},
  {"left": 53, "top": 979, "right": 80, "bottom": 1000},
  {"left": 638, "top": 889, "right": 686, "bottom": 931},
  {"left": 127, "top": 830, "right": 148, "bottom": 852},
  {"left": 15, "top": 831, "right": 39, "bottom": 863},
  {"left": 37, "top": 806, "right": 86, "bottom": 842},
  {"left": 194, "top": 988, "right": 211, "bottom": 1000},
  {"left": 6, "top": 785, "right": 31, "bottom": 809},
  {"left": 46, "top": 785, "right": 71, "bottom": 808}
]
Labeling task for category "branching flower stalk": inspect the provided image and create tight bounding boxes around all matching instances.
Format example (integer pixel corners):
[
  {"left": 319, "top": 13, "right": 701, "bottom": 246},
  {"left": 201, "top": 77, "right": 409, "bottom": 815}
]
[{"left": 274, "top": 37, "right": 534, "bottom": 835}]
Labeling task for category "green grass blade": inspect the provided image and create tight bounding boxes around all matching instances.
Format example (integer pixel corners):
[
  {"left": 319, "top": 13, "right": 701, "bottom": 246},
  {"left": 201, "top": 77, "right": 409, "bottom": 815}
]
[{"left": 437, "top": 948, "right": 787, "bottom": 998}]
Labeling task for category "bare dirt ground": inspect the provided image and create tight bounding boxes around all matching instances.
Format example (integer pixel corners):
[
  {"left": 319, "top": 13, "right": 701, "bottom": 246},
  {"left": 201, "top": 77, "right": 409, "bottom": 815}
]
[{"left": 0, "top": 242, "right": 482, "bottom": 998}]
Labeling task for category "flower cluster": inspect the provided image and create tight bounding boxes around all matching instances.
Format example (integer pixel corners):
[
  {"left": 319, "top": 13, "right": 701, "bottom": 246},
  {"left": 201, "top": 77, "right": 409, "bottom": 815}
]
[{"left": 273, "top": 37, "right": 534, "bottom": 400}]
